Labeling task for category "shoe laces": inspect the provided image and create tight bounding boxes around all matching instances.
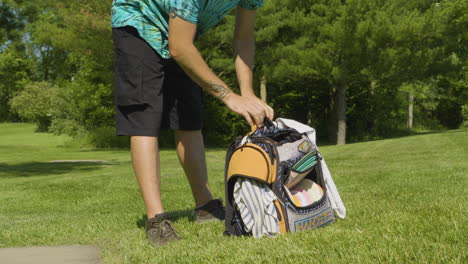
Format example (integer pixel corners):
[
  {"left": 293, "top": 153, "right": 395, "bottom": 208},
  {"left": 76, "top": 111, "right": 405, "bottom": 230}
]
[
  {"left": 157, "top": 220, "right": 179, "bottom": 240},
  {"left": 212, "top": 198, "right": 222, "bottom": 207},
  {"left": 209, "top": 199, "right": 225, "bottom": 217}
]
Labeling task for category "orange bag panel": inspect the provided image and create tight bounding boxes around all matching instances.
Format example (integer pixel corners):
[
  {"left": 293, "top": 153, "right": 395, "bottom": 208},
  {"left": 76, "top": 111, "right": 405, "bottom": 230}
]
[{"left": 227, "top": 143, "right": 276, "bottom": 184}]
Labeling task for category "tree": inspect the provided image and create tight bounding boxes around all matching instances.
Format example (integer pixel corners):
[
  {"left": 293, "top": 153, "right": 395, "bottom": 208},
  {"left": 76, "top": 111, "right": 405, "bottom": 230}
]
[
  {"left": 0, "top": 49, "right": 33, "bottom": 121},
  {"left": 2, "top": 0, "right": 465, "bottom": 147}
]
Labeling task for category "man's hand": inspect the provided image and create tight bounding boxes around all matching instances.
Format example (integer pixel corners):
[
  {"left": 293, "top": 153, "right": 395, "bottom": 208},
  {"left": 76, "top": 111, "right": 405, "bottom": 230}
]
[{"left": 221, "top": 93, "right": 274, "bottom": 127}]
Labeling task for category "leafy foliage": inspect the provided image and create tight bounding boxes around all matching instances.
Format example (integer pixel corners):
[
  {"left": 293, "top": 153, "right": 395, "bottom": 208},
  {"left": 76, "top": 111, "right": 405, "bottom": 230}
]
[
  {"left": 1, "top": 0, "right": 466, "bottom": 146},
  {"left": 9, "top": 81, "right": 58, "bottom": 131}
]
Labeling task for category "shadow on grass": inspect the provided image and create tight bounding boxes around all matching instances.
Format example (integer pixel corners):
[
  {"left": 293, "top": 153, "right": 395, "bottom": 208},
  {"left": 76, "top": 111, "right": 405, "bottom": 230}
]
[
  {"left": 136, "top": 209, "right": 194, "bottom": 228},
  {"left": 0, "top": 161, "right": 107, "bottom": 178},
  {"left": 76, "top": 147, "right": 179, "bottom": 153}
]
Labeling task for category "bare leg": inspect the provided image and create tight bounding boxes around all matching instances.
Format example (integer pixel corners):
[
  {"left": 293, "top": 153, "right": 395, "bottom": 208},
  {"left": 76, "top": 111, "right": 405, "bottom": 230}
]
[
  {"left": 131, "top": 136, "right": 164, "bottom": 217},
  {"left": 175, "top": 130, "right": 213, "bottom": 207}
]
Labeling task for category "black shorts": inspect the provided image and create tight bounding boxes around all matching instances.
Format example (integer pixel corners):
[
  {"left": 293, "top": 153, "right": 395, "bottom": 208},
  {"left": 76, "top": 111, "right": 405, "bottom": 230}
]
[{"left": 112, "top": 26, "right": 203, "bottom": 136}]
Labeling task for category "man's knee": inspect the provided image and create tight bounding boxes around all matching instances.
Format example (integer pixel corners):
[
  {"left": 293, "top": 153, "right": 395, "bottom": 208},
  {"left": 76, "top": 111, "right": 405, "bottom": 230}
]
[
  {"left": 175, "top": 131, "right": 204, "bottom": 148},
  {"left": 175, "top": 130, "right": 202, "bottom": 139}
]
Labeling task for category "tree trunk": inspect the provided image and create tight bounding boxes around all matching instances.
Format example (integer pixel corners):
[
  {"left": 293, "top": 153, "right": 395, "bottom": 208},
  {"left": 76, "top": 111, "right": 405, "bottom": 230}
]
[
  {"left": 407, "top": 93, "right": 414, "bottom": 129},
  {"left": 260, "top": 75, "right": 267, "bottom": 103},
  {"left": 336, "top": 83, "right": 347, "bottom": 145},
  {"left": 327, "top": 87, "right": 337, "bottom": 144}
]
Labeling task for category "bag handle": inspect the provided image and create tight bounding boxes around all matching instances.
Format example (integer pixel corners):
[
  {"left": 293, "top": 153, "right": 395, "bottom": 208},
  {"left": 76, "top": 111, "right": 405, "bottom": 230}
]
[{"left": 249, "top": 118, "right": 274, "bottom": 134}]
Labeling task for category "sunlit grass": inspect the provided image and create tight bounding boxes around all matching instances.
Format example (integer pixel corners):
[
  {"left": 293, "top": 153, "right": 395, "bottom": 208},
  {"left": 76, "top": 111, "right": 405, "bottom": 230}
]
[{"left": 0, "top": 123, "right": 466, "bottom": 263}]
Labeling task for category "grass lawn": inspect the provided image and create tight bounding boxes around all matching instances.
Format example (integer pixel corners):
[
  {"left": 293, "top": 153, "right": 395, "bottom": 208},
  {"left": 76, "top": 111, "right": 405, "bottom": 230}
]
[{"left": 0, "top": 123, "right": 466, "bottom": 263}]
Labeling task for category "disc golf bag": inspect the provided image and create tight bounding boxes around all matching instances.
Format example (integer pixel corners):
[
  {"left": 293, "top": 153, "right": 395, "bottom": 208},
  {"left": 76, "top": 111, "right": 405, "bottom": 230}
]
[{"left": 224, "top": 118, "right": 345, "bottom": 237}]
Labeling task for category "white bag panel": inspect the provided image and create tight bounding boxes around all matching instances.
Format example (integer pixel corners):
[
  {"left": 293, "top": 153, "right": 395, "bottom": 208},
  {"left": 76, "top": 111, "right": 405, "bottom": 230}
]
[{"left": 320, "top": 158, "right": 346, "bottom": 219}]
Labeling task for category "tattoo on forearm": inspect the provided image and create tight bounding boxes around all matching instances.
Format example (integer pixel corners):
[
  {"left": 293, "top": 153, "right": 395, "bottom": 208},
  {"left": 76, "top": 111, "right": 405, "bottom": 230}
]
[{"left": 208, "top": 82, "right": 231, "bottom": 100}]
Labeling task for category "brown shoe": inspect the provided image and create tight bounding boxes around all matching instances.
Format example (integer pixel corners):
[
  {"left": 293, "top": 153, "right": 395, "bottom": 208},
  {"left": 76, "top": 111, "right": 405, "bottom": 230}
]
[
  {"left": 145, "top": 213, "right": 180, "bottom": 247},
  {"left": 194, "top": 199, "right": 226, "bottom": 223}
]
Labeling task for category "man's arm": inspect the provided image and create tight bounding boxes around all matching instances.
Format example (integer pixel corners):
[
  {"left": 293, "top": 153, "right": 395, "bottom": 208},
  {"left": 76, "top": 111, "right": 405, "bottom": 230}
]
[
  {"left": 233, "top": 7, "right": 274, "bottom": 118},
  {"left": 168, "top": 12, "right": 231, "bottom": 100},
  {"left": 168, "top": 11, "right": 269, "bottom": 126}
]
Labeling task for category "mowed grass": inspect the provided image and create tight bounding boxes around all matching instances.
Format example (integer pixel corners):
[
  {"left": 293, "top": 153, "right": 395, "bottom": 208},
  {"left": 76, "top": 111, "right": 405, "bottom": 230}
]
[{"left": 0, "top": 123, "right": 466, "bottom": 264}]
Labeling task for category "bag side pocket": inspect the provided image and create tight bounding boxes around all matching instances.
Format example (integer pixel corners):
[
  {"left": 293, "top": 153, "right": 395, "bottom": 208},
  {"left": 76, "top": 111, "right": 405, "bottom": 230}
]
[{"left": 226, "top": 143, "right": 276, "bottom": 184}]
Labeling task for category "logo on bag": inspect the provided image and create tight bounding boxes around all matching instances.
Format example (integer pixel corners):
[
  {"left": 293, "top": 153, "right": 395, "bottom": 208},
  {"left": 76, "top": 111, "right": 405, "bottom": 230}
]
[
  {"left": 297, "top": 140, "right": 313, "bottom": 153},
  {"left": 294, "top": 209, "right": 334, "bottom": 232}
]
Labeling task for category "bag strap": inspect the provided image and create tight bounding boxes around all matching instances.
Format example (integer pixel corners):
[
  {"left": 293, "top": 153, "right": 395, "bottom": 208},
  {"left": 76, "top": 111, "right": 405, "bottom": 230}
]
[{"left": 249, "top": 118, "right": 274, "bottom": 134}]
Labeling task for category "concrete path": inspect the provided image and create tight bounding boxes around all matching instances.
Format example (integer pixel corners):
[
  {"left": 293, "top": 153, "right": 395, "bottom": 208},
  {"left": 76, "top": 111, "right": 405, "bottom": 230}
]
[{"left": 0, "top": 245, "right": 101, "bottom": 264}]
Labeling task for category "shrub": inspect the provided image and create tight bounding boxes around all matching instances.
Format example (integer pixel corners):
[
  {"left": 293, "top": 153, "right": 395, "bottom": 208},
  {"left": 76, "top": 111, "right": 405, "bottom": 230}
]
[
  {"left": 85, "top": 126, "right": 129, "bottom": 149},
  {"left": 436, "top": 100, "right": 464, "bottom": 129},
  {"left": 10, "top": 81, "right": 59, "bottom": 131},
  {"left": 49, "top": 118, "right": 86, "bottom": 137},
  {"left": 461, "top": 104, "right": 468, "bottom": 128}
]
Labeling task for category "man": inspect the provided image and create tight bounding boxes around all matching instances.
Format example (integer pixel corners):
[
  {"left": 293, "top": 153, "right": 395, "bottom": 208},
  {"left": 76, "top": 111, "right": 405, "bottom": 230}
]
[{"left": 111, "top": 0, "right": 273, "bottom": 247}]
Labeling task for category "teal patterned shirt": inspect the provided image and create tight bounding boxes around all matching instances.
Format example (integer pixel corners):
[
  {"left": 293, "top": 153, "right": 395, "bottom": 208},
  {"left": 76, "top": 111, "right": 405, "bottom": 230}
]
[{"left": 111, "top": 0, "right": 263, "bottom": 59}]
